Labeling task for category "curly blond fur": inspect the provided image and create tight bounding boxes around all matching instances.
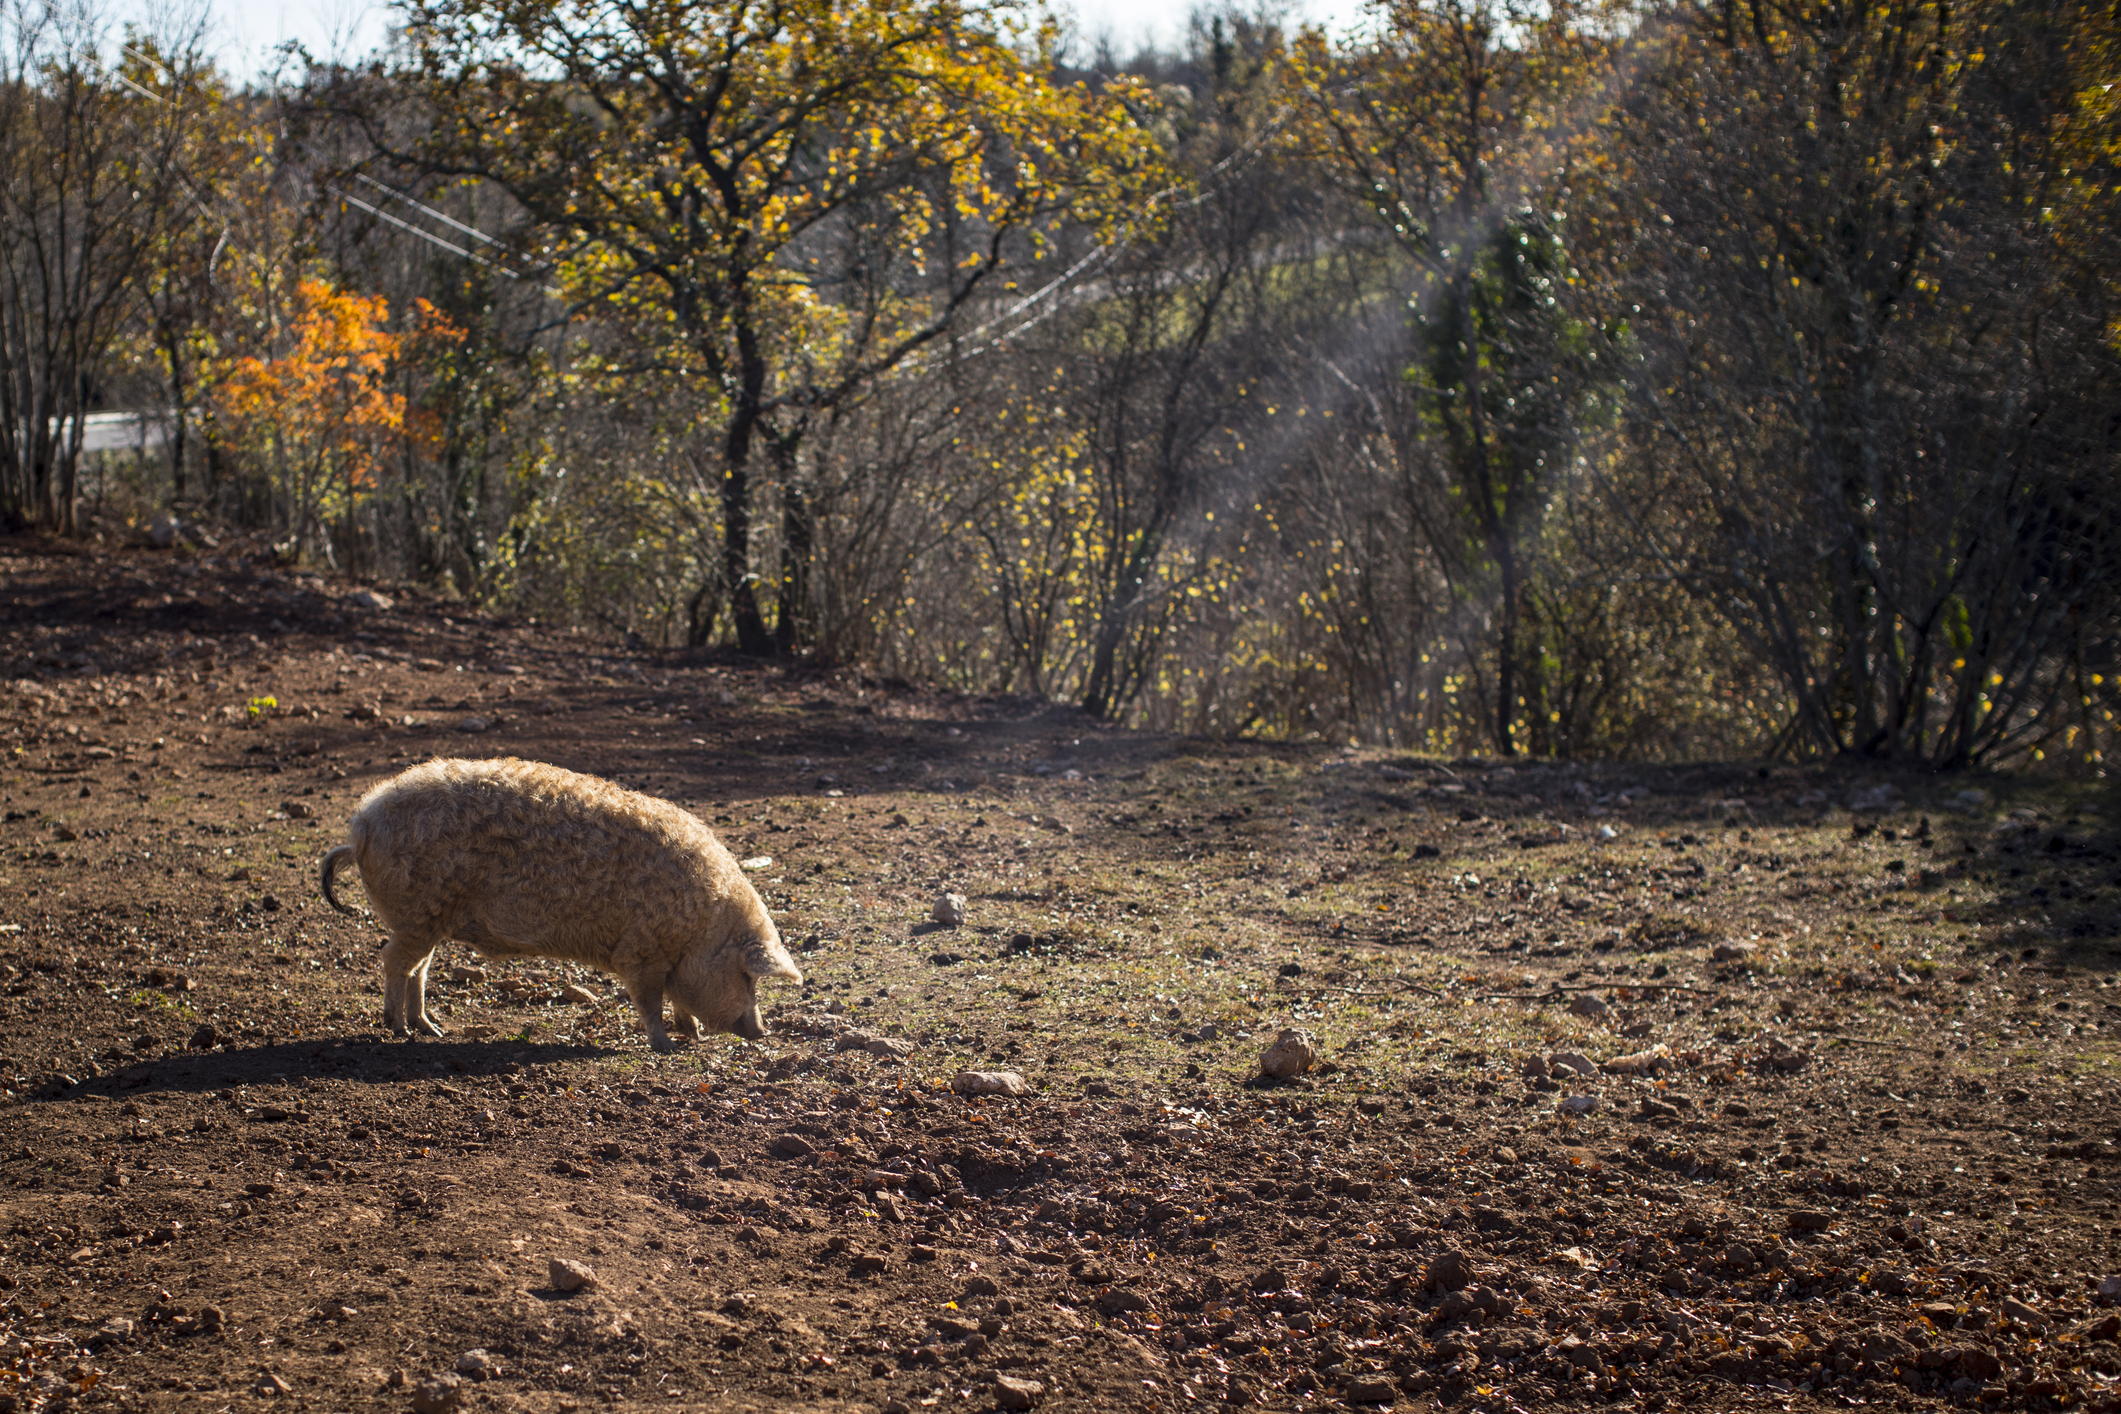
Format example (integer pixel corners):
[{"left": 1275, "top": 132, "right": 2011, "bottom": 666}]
[{"left": 320, "top": 757, "right": 801, "bottom": 1048}]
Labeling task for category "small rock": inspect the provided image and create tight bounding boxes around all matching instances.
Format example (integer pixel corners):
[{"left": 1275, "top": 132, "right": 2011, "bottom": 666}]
[
  {"left": 951, "top": 1070, "right": 1029, "bottom": 1097},
  {"left": 2000, "top": 1296, "right": 2047, "bottom": 1328},
  {"left": 1098, "top": 1287, "right": 1149, "bottom": 1315},
  {"left": 1765, "top": 1037, "right": 1812, "bottom": 1072},
  {"left": 87, "top": 1317, "right": 136, "bottom": 1349},
  {"left": 1521, "top": 1054, "right": 1550, "bottom": 1080},
  {"left": 1788, "top": 1211, "right": 1832, "bottom": 1232},
  {"left": 933, "top": 892, "right": 968, "bottom": 927},
  {"left": 456, "top": 716, "right": 491, "bottom": 734},
  {"left": 448, "top": 965, "right": 487, "bottom": 984},
  {"left": 1560, "top": 1094, "right": 1599, "bottom": 1115},
  {"left": 739, "top": 856, "right": 773, "bottom": 871},
  {"left": 770, "top": 1133, "right": 816, "bottom": 1159},
  {"left": 548, "top": 1257, "right": 597, "bottom": 1292},
  {"left": 1548, "top": 1051, "right": 1597, "bottom": 1078},
  {"left": 2076, "top": 1313, "right": 2121, "bottom": 1342},
  {"left": 256, "top": 1371, "right": 294, "bottom": 1396},
  {"left": 875, "top": 1194, "right": 905, "bottom": 1222},
  {"left": 1602, "top": 1044, "right": 1671, "bottom": 1076},
  {"left": 850, "top": 1253, "right": 889, "bottom": 1276},
  {"left": 994, "top": 1374, "right": 1046, "bottom": 1410},
  {"left": 1567, "top": 993, "right": 1610, "bottom": 1019},
  {"left": 2102, "top": 1275, "right": 2121, "bottom": 1298},
  {"left": 866, "top": 1036, "right": 915, "bottom": 1061},
  {"left": 281, "top": 800, "right": 315, "bottom": 820},
  {"left": 187, "top": 1023, "right": 219, "bottom": 1049},
  {"left": 1425, "top": 1249, "right": 1476, "bottom": 1292},
  {"left": 410, "top": 1373, "right": 462, "bottom": 1413},
  {"left": 454, "top": 1349, "right": 500, "bottom": 1379},
  {"left": 1259, "top": 1029, "right": 1318, "bottom": 1079},
  {"left": 1344, "top": 1375, "right": 1399, "bottom": 1405},
  {"left": 1710, "top": 942, "right": 1753, "bottom": 963},
  {"left": 349, "top": 589, "right": 395, "bottom": 612},
  {"left": 964, "top": 1275, "right": 1001, "bottom": 1298},
  {"left": 557, "top": 983, "right": 597, "bottom": 1005}
]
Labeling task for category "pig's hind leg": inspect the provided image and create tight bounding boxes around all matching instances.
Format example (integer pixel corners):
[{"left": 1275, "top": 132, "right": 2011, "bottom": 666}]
[{"left": 379, "top": 927, "right": 447, "bottom": 1038}]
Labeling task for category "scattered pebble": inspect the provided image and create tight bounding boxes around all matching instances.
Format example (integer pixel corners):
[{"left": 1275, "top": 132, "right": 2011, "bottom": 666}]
[
  {"left": 951, "top": 1070, "right": 1029, "bottom": 1097},
  {"left": 558, "top": 983, "right": 597, "bottom": 1005},
  {"left": 932, "top": 892, "right": 968, "bottom": 927},
  {"left": 1259, "top": 1029, "right": 1317, "bottom": 1080},
  {"left": 1425, "top": 1249, "right": 1476, "bottom": 1292},
  {"left": 2000, "top": 1296, "right": 2048, "bottom": 1328},
  {"left": 1566, "top": 993, "right": 1610, "bottom": 1019},
  {"left": 454, "top": 1349, "right": 500, "bottom": 1379},
  {"left": 1560, "top": 1094, "right": 1600, "bottom": 1115},
  {"left": 994, "top": 1374, "right": 1045, "bottom": 1410},
  {"left": 1710, "top": 941, "right": 1753, "bottom": 963},
  {"left": 548, "top": 1258, "right": 597, "bottom": 1293},
  {"left": 409, "top": 1372, "right": 462, "bottom": 1413},
  {"left": 1601, "top": 1044, "right": 1671, "bottom": 1075},
  {"left": 1548, "top": 1051, "right": 1597, "bottom": 1079}
]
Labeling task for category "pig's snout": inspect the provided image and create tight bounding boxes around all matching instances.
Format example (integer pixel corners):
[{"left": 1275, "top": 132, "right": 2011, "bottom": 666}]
[{"left": 733, "top": 1004, "right": 767, "bottom": 1041}]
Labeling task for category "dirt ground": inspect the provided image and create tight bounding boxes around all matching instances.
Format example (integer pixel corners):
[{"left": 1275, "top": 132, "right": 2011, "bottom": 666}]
[{"left": 0, "top": 537, "right": 2117, "bottom": 1414}]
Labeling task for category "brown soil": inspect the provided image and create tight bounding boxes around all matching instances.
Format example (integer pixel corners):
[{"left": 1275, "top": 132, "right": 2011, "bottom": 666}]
[{"left": 0, "top": 538, "right": 2117, "bottom": 1414}]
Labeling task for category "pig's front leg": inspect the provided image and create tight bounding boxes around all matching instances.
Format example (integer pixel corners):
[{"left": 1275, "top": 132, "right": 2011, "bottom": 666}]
[
  {"left": 626, "top": 971, "right": 676, "bottom": 1053},
  {"left": 670, "top": 1005, "right": 705, "bottom": 1041}
]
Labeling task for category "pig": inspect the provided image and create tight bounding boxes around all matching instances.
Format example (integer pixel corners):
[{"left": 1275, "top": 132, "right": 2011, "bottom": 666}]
[{"left": 319, "top": 757, "right": 800, "bottom": 1049}]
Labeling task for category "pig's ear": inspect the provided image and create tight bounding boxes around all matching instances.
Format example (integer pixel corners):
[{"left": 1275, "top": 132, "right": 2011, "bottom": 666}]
[{"left": 742, "top": 938, "right": 802, "bottom": 984}]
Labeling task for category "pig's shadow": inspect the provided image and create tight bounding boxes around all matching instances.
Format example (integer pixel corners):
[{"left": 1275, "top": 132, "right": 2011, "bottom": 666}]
[{"left": 46, "top": 1034, "right": 636, "bottom": 1102}]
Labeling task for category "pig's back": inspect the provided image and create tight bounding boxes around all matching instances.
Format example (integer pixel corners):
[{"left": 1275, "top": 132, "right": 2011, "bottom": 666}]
[{"left": 350, "top": 758, "right": 736, "bottom": 932}]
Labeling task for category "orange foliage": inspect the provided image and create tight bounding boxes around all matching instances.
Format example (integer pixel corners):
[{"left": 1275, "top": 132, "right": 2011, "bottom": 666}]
[{"left": 214, "top": 279, "right": 458, "bottom": 496}]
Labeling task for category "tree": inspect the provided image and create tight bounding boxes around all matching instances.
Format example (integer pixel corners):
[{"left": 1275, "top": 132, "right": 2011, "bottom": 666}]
[
  {"left": 1603, "top": 0, "right": 2121, "bottom": 764},
  {"left": 385, "top": 0, "right": 1156, "bottom": 653},
  {"left": 212, "top": 278, "right": 457, "bottom": 562},
  {"left": 1295, "top": 0, "right": 1612, "bottom": 755},
  {"left": 0, "top": 0, "right": 193, "bottom": 533}
]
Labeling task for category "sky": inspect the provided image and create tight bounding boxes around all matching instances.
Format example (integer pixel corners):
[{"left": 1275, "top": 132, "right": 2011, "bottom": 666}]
[{"left": 163, "top": 0, "right": 1373, "bottom": 81}]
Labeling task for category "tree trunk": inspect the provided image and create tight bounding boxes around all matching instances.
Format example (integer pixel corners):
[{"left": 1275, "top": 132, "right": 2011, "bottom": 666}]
[
  {"left": 774, "top": 476, "right": 815, "bottom": 653},
  {"left": 723, "top": 321, "right": 774, "bottom": 656},
  {"left": 1454, "top": 269, "right": 1516, "bottom": 757}
]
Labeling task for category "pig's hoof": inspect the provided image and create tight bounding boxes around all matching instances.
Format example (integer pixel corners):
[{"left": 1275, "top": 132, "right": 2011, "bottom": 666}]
[
  {"left": 648, "top": 1033, "right": 678, "bottom": 1055},
  {"left": 413, "top": 1017, "right": 445, "bottom": 1038}
]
